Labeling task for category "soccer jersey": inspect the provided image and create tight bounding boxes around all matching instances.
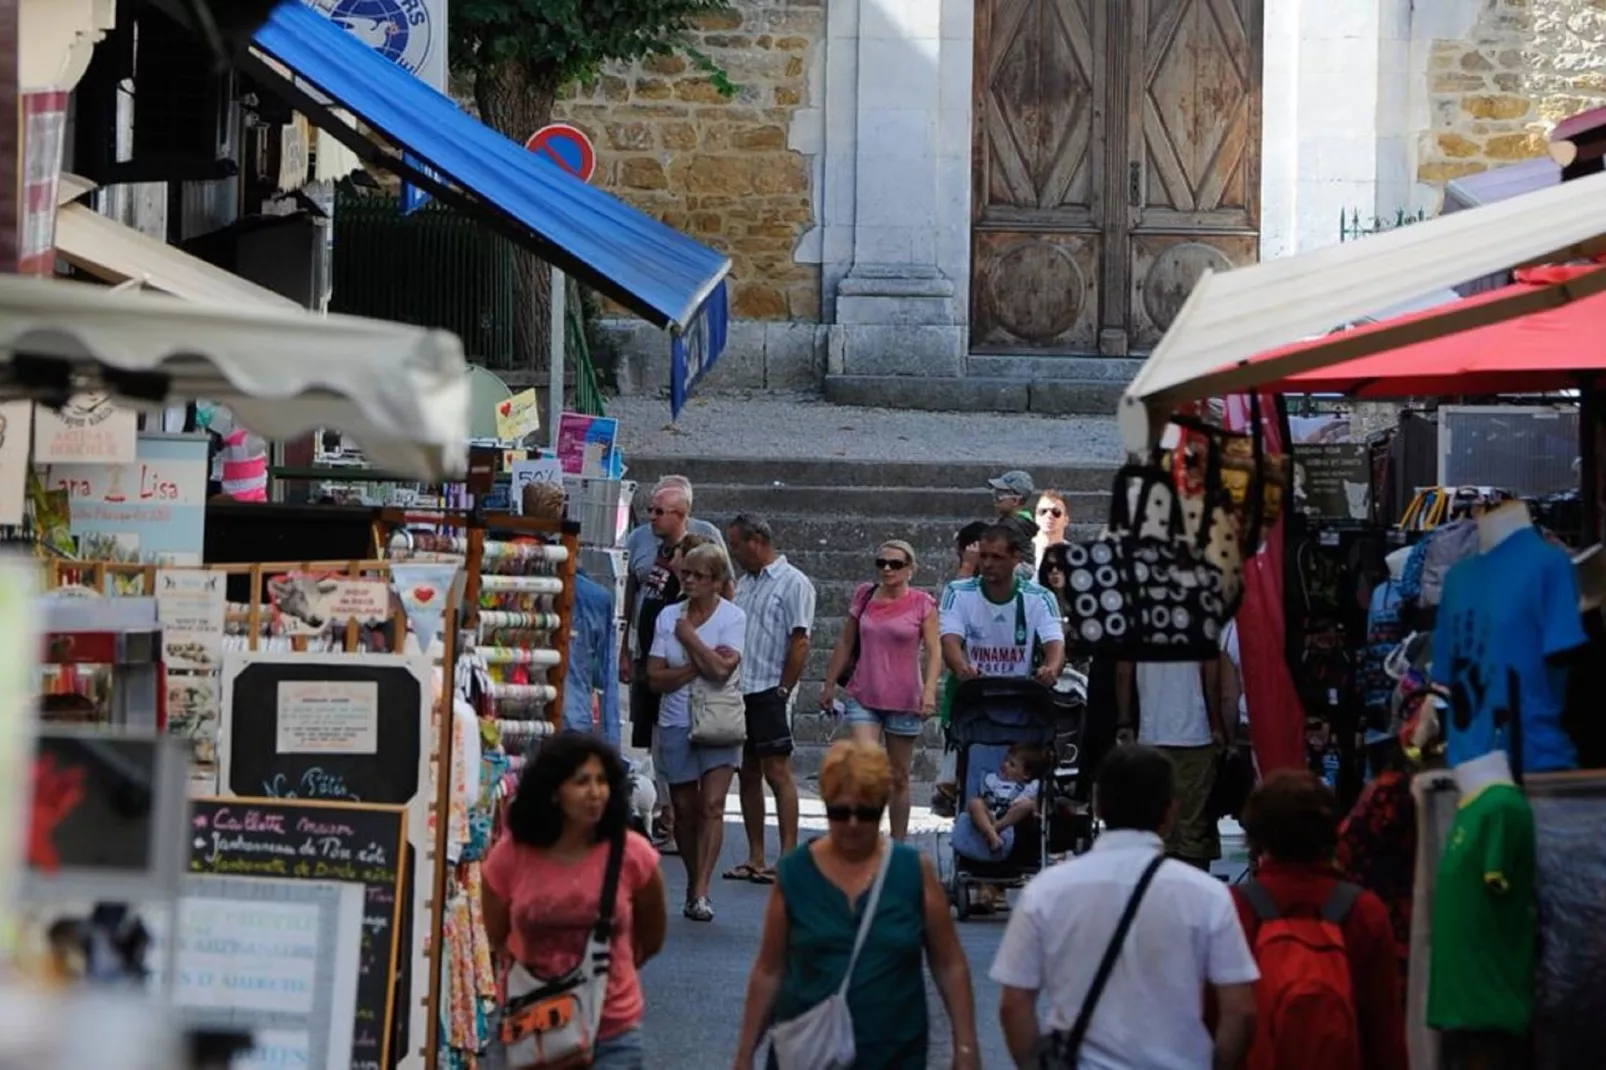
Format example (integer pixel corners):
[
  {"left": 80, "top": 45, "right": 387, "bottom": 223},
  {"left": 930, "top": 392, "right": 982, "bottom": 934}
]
[
  {"left": 939, "top": 578, "right": 1061, "bottom": 678},
  {"left": 1426, "top": 783, "right": 1536, "bottom": 1035}
]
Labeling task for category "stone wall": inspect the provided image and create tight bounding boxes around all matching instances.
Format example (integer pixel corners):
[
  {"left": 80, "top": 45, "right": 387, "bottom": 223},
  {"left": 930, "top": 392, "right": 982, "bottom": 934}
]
[
  {"left": 1419, "top": 0, "right": 1606, "bottom": 183},
  {"left": 553, "top": 0, "right": 827, "bottom": 392}
]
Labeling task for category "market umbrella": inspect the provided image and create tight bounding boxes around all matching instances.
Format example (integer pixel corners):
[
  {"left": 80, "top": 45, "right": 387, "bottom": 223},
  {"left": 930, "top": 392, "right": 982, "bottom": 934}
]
[{"left": 1246, "top": 263, "right": 1606, "bottom": 397}]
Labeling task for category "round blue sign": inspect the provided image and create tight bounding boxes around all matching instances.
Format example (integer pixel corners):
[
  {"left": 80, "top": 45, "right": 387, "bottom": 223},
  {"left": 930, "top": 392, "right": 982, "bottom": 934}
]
[{"left": 327, "top": 0, "right": 434, "bottom": 76}]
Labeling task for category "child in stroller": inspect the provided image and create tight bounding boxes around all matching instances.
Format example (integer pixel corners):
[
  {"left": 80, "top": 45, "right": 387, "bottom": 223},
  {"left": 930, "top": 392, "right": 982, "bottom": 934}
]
[{"left": 952, "top": 743, "right": 1050, "bottom": 864}]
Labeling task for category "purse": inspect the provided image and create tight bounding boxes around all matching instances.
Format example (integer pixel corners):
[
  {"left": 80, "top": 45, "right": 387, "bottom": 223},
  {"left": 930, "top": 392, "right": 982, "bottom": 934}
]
[
  {"left": 769, "top": 839, "right": 895, "bottom": 1070},
  {"left": 689, "top": 666, "right": 747, "bottom": 746},
  {"left": 837, "top": 584, "right": 878, "bottom": 687},
  {"left": 1036, "top": 854, "right": 1167, "bottom": 1069},
  {"left": 500, "top": 833, "right": 625, "bottom": 1070}
]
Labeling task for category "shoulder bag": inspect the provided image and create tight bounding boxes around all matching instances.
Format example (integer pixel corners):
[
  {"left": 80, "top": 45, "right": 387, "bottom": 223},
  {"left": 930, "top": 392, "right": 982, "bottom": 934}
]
[
  {"left": 836, "top": 584, "right": 878, "bottom": 687},
  {"left": 1036, "top": 854, "right": 1167, "bottom": 1069},
  {"left": 769, "top": 840, "right": 895, "bottom": 1070},
  {"left": 500, "top": 833, "right": 626, "bottom": 1069},
  {"left": 689, "top": 665, "right": 747, "bottom": 746}
]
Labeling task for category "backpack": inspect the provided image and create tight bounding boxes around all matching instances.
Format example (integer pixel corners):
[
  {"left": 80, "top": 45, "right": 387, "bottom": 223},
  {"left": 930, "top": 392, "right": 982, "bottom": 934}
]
[{"left": 1239, "top": 880, "right": 1363, "bottom": 1070}]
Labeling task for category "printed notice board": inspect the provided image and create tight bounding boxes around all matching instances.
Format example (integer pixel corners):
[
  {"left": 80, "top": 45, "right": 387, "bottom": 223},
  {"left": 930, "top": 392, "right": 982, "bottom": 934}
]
[{"left": 188, "top": 797, "right": 407, "bottom": 1070}]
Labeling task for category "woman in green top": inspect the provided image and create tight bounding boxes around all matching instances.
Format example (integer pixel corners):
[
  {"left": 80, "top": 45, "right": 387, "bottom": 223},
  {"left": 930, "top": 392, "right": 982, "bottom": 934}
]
[{"left": 731, "top": 739, "right": 980, "bottom": 1070}]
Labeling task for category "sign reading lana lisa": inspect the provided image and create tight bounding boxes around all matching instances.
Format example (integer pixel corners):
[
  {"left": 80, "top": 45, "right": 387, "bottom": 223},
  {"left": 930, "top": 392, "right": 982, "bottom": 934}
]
[{"left": 42, "top": 433, "right": 209, "bottom": 563}]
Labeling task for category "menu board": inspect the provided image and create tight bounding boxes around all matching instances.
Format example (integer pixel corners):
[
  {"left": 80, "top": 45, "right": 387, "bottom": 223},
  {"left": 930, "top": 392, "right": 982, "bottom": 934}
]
[
  {"left": 188, "top": 797, "right": 407, "bottom": 1070},
  {"left": 1294, "top": 443, "right": 1372, "bottom": 522}
]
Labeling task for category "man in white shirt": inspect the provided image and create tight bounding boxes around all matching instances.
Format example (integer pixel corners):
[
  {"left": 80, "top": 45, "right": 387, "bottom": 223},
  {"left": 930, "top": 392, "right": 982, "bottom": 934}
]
[
  {"left": 992, "top": 744, "right": 1259, "bottom": 1070},
  {"left": 1115, "top": 658, "right": 1224, "bottom": 870},
  {"left": 939, "top": 525, "right": 1065, "bottom": 686}
]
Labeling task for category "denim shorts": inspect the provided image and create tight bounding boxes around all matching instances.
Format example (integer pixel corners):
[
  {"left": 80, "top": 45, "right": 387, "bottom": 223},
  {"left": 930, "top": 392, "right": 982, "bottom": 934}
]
[
  {"left": 592, "top": 1028, "right": 644, "bottom": 1070},
  {"left": 842, "top": 696, "right": 924, "bottom": 738},
  {"left": 656, "top": 723, "right": 739, "bottom": 787}
]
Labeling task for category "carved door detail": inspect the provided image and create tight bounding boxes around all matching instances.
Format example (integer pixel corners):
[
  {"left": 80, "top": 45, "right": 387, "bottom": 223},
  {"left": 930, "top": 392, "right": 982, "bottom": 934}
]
[{"left": 970, "top": 0, "right": 1262, "bottom": 356}]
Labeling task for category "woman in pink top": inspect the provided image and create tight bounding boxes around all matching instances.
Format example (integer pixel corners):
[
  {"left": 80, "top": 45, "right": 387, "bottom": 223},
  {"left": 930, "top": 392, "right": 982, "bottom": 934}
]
[
  {"left": 482, "top": 734, "right": 668, "bottom": 1069},
  {"left": 819, "top": 539, "right": 941, "bottom": 840}
]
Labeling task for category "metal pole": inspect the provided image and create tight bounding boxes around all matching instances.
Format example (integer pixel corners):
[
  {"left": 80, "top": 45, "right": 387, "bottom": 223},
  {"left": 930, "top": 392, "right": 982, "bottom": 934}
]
[
  {"left": 0, "top": 0, "right": 16, "bottom": 275},
  {"left": 548, "top": 266, "right": 566, "bottom": 451}
]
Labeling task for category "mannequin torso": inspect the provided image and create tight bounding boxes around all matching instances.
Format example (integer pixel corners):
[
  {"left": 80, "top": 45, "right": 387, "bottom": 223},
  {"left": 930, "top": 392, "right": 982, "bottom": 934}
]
[{"left": 1477, "top": 501, "right": 1533, "bottom": 554}]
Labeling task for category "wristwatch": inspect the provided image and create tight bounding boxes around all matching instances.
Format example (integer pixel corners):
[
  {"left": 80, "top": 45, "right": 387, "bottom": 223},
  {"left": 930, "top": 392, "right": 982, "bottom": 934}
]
[{"left": 777, "top": 685, "right": 792, "bottom": 699}]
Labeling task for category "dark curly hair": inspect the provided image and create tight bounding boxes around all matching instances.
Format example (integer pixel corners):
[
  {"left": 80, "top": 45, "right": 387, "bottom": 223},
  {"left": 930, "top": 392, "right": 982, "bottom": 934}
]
[
  {"left": 504, "top": 732, "right": 630, "bottom": 848},
  {"left": 1241, "top": 769, "right": 1340, "bottom": 864}
]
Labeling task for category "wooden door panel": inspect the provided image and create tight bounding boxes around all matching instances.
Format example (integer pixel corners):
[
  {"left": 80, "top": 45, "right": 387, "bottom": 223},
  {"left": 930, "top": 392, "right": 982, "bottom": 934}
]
[
  {"left": 971, "top": 0, "right": 1105, "bottom": 352},
  {"left": 972, "top": 231, "right": 1101, "bottom": 352}
]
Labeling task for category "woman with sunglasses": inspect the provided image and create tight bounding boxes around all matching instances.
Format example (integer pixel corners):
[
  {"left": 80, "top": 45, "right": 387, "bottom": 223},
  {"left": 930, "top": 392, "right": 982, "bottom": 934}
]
[
  {"left": 647, "top": 542, "right": 746, "bottom": 922},
  {"left": 818, "top": 540, "right": 940, "bottom": 841},
  {"left": 1032, "top": 490, "right": 1071, "bottom": 568},
  {"left": 732, "top": 739, "right": 979, "bottom": 1070}
]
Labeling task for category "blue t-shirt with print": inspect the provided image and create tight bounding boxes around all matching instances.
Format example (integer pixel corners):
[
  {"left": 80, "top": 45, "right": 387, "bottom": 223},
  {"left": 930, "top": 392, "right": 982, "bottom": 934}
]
[{"left": 1433, "top": 527, "right": 1586, "bottom": 774}]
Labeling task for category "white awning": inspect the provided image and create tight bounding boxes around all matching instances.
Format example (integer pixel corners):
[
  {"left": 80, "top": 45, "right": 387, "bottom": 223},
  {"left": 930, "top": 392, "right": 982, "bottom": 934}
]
[
  {"left": 1119, "top": 169, "right": 1606, "bottom": 449},
  {"left": 0, "top": 275, "right": 468, "bottom": 478}
]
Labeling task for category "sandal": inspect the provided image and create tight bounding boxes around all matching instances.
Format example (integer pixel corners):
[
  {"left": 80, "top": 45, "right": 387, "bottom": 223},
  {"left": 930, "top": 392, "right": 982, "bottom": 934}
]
[
  {"left": 685, "top": 896, "right": 715, "bottom": 922},
  {"left": 723, "top": 862, "right": 763, "bottom": 882}
]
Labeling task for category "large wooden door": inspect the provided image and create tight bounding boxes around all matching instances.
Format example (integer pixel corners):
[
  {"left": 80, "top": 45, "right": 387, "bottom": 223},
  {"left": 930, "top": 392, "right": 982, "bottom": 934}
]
[{"left": 970, "top": 0, "right": 1261, "bottom": 356}]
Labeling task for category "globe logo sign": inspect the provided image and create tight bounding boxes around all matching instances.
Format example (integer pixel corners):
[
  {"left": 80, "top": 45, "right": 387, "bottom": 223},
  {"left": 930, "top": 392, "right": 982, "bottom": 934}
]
[{"left": 312, "top": 0, "right": 434, "bottom": 77}]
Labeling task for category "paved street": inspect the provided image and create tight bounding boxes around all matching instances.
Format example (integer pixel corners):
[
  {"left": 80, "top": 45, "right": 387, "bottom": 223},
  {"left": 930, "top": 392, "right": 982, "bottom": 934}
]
[{"left": 639, "top": 794, "right": 1017, "bottom": 1070}]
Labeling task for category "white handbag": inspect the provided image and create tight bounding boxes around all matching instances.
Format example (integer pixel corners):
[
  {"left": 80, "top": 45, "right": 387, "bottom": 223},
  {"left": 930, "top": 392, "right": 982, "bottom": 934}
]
[
  {"left": 769, "top": 840, "right": 894, "bottom": 1070},
  {"left": 689, "top": 666, "right": 747, "bottom": 746}
]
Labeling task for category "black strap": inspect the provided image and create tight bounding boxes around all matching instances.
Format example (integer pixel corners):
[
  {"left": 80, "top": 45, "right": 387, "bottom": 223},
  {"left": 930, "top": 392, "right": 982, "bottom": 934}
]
[
  {"left": 1238, "top": 878, "right": 1360, "bottom": 926},
  {"left": 1048, "top": 854, "right": 1167, "bottom": 1065},
  {"left": 1238, "top": 878, "right": 1279, "bottom": 922},
  {"left": 593, "top": 832, "right": 628, "bottom": 941}
]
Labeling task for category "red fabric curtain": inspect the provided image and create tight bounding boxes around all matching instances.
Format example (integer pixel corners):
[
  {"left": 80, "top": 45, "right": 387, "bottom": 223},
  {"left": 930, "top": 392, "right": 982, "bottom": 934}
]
[{"left": 1221, "top": 393, "right": 1306, "bottom": 774}]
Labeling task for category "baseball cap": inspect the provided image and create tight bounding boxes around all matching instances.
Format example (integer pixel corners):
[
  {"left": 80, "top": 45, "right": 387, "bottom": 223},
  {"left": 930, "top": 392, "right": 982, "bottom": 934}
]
[{"left": 987, "top": 470, "right": 1035, "bottom": 498}]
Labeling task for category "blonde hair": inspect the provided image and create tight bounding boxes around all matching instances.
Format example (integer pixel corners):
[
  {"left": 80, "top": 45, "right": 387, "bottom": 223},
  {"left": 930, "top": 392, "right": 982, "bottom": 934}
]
[
  {"left": 879, "top": 539, "right": 918, "bottom": 570},
  {"left": 818, "top": 739, "right": 893, "bottom": 806},
  {"left": 681, "top": 542, "right": 732, "bottom": 585}
]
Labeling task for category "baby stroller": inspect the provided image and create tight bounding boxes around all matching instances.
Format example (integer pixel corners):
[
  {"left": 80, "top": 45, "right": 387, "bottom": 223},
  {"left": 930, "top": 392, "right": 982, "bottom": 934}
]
[{"left": 945, "top": 675, "right": 1090, "bottom": 920}]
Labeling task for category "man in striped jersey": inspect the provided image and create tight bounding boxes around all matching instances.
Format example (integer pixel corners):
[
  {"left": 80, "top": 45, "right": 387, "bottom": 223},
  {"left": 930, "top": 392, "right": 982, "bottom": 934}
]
[{"left": 939, "top": 525, "right": 1065, "bottom": 689}]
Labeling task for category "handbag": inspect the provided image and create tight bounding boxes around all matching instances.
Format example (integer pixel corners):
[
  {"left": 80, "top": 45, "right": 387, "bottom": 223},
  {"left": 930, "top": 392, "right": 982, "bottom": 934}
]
[
  {"left": 769, "top": 839, "right": 895, "bottom": 1070},
  {"left": 1036, "top": 854, "right": 1167, "bottom": 1069},
  {"left": 500, "top": 833, "right": 626, "bottom": 1070},
  {"left": 837, "top": 584, "right": 878, "bottom": 687},
  {"left": 689, "top": 666, "right": 747, "bottom": 746}
]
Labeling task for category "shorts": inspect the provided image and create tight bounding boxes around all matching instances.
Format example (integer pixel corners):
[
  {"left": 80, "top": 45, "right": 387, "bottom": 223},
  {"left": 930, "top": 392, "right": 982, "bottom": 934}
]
[
  {"left": 592, "top": 1028, "right": 644, "bottom": 1070},
  {"left": 841, "top": 696, "right": 924, "bottom": 738},
  {"left": 743, "top": 687, "right": 794, "bottom": 759},
  {"left": 1161, "top": 743, "right": 1221, "bottom": 863},
  {"left": 951, "top": 812, "right": 1015, "bottom": 862},
  {"left": 656, "top": 724, "right": 739, "bottom": 787}
]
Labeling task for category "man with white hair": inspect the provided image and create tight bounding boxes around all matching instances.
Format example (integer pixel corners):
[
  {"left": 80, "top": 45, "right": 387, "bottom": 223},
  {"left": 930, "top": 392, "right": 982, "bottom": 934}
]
[{"left": 620, "top": 475, "right": 724, "bottom": 846}]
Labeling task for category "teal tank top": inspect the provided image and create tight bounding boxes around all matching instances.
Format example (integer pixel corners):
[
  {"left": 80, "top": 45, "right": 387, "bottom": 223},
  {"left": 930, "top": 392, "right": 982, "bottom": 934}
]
[{"left": 772, "top": 840, "right": 928, "bottom": 1069}]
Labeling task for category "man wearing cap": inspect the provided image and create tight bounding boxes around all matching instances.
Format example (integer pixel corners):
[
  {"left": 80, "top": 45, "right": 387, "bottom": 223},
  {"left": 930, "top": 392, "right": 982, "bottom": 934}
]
[{"left": 988, "top": 470, "right": 1039, "bottom": 583}]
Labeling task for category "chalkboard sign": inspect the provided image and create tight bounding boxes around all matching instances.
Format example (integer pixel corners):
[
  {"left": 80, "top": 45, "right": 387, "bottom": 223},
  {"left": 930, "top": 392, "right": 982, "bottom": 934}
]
[
  {"left": 1294, "top": 443, "right": 1373, "bottom": 522},
  {"left": 221, "top": 658, "right": 424, "bottom": 805},
  {"left": 189, "top": 797, "right": 407, "bottom": 1070}
]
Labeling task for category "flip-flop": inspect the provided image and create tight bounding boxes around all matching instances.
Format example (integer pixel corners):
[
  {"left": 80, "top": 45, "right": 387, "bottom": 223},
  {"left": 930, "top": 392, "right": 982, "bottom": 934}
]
[
  {"left": 723, "top": 863, "right": 763, "bottom": 882},
  {"left": 750, "top": 866, "right": 777, "bottom": 885}
]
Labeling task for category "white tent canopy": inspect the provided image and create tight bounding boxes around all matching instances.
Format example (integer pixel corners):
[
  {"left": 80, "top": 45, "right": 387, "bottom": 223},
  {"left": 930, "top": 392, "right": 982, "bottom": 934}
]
[
  {"left": 1118, "top": 169, "right": 1606, "bottom": 450},
  {"left": 0, "top": 275, "right": 469, "bottom": 479}
]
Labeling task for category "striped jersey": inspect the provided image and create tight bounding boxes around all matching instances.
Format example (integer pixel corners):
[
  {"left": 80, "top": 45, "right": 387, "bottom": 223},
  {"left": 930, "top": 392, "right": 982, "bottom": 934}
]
[{"left": 938, "top": 577, "right": 1061, "bottom": 677}]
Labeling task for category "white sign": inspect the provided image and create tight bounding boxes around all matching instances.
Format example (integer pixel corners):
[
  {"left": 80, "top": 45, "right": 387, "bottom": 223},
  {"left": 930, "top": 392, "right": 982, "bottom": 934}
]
[
  {"left": 34, "top": 394, "right": 137, "bottom": 464},
  {"left": 175, "top": 898, "right": 323, "bottom": 1015},
  {"left": 303, "top": 0, "right": 449, "bottom": 91},
  {"left": 277, "top": 681, "right": 380, "bottom": 754},
  {"left": 0, "top": 401, "right": 31, "bottom": 526},
  {"left": 510, "top": 458, "right": 564, "bottom": 513},
  {"left": 269, "top": 574, "right": 393, "bottom": 637},
  {"left": 157, "top": 570, "right": 226, "bottom": 670}
]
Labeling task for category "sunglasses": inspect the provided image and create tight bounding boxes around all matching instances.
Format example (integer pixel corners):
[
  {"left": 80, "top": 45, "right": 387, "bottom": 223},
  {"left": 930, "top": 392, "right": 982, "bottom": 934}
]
[
  {"left": 992, "top": 489, "right": 1019, "bottom": 501},
  {"left": 825, "top": 804, "right": 885, "bottom": 824},
  {"left": 874, "top": 557, "right": 910, "bottom": 571},
  {"left": 1037, "top": 506, "right": 1065, "bottom": 518},
  {"left": 649, "top": 506, "right": 682, "bottom": 517}
]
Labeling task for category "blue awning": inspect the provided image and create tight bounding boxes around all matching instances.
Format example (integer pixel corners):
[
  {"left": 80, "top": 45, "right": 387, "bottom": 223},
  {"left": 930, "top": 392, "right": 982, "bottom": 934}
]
[{"left": 247, "top": 1, "right": 731, "bottom": 334}]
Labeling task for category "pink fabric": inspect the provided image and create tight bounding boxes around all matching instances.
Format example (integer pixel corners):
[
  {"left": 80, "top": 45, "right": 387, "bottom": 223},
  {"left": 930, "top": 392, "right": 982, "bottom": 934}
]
[
  {"left": 1221, "top": 394, "right": 1306, "bottom": 774},
  {"left": 846, "top": 584, "right": 935, "bottom": 712},
  {"left": 482, "top": 830, "right": 660, "bottom": 1040}
]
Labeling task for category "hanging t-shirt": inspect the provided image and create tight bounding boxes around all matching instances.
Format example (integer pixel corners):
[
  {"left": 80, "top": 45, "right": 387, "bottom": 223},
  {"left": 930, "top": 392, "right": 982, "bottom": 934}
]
[
  {"left": 1361, "top": 579, "right": 1405, "bottom": 727},
  {"left": 1432, "top": 527, "right": 1586, "bottom": 773},
  {"left": 1427, "top": 783, "right": 1537, "bottom": 1035},
  {"left": 938, "top": 578, "right": 1061, "bottom": 678}
]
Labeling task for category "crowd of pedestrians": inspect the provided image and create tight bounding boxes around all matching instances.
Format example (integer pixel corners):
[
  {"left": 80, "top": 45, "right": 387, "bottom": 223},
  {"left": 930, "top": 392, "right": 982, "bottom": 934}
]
[{"left": 495, "top": 469, "right": 1426, "bottom": 1070}]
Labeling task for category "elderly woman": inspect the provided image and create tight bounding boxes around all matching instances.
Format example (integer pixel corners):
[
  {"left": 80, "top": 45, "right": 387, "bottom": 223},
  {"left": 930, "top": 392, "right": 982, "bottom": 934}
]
[
  {"left": 482, "top": 734, "right": 667, "bottom": 1070},
  {"left": 731, "top": 740, "right": 980, "bottom": 1070},
  {"left": 648, "top": 542, "right": 747, "bottom": 923}
]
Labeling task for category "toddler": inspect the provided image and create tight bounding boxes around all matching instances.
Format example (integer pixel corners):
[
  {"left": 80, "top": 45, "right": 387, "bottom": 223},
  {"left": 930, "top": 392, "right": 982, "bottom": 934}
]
[{"left": 952, "top": 743, "right": 1049, "bottom": 863}]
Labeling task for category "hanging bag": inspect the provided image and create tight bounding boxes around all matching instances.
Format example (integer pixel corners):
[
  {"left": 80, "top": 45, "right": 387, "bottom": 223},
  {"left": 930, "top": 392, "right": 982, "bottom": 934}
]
[
  {"left": 501, "top": 833, "right": 626, "bottom": 1070},
  {"left": 689, "top": 665, "right": 747, "bottom": 746},
  {"left": 769, "top": 840, "right": 895, "bottom": 1070}
]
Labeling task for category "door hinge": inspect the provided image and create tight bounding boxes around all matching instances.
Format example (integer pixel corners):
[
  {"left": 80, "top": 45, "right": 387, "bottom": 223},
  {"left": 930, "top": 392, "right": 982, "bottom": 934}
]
[{"left": 1129, "top": 162, "right": 1142, "bottom": 207}]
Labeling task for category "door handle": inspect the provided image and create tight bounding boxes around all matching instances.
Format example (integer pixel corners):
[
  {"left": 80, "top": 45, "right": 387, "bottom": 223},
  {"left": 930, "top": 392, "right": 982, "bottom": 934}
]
[{"left": 1129, "top": 162, "right": 1142, "bottom": 207}]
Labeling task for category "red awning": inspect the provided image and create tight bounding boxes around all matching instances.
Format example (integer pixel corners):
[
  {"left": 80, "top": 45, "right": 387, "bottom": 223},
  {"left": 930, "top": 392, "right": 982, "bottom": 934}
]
[{"left": 1247, "top": 264, "right": 1606, "bottom": 397}]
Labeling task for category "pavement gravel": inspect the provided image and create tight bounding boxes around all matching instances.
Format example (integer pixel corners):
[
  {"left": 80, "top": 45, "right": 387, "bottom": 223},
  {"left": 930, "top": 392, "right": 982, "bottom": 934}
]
[{"left": 608, "top": 391, "right": 1125, "bottom": 465}]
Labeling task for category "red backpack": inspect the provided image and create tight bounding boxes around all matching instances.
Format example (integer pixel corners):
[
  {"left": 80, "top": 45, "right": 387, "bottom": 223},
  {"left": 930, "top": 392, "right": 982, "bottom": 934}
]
[{"left": 1239, "top": 880, "right": 1363, "bottom": 1070}]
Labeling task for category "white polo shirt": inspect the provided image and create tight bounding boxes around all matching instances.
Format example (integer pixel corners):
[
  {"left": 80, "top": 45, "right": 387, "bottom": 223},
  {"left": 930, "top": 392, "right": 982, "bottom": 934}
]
[{"left": 989, "top": 830, "right": 1259, "bottom": 1070}]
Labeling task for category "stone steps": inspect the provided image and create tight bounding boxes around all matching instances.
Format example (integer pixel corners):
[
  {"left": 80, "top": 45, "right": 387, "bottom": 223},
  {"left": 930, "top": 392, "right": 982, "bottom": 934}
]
[
  {"left": 628, "top": 457, "right": 1121, "bottom": 493},
  {"left": 823, "top": 375, "right": 1129, "bottom": 416},
  {"left": 690, "top": 484, "right": 1110, "bottom": 520}
]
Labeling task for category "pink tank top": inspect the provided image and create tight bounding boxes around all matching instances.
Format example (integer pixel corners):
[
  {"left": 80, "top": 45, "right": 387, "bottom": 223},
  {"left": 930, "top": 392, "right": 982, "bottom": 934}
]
[{"left": 847, "top": 585, "right": 935, "bottom": 713}]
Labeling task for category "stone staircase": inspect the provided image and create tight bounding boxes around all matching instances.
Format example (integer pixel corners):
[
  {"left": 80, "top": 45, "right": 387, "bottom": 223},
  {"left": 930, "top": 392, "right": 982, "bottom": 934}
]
[{"left": 625, "top": 456, "right": 1117, "bottom": 781}]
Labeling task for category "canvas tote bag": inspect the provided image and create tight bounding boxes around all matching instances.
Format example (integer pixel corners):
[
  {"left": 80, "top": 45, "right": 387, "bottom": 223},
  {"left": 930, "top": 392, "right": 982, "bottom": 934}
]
[
  {"left": 689, "top": 665, "right": 747, "bottom": 746},
  {"left": 769, "top": 839, "right": 895, "bottom": 1070}
]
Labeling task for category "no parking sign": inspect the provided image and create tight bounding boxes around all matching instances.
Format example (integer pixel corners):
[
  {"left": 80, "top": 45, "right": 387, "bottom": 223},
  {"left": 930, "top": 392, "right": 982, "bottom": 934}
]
[{"left": 525, "top": 123, "right": 597, "bottom": 183}]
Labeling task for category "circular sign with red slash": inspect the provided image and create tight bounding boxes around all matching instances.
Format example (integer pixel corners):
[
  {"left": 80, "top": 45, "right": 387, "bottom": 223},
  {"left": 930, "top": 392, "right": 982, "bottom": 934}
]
[{"left": 525, "top": 123, "right": 597, "bottom": 184}]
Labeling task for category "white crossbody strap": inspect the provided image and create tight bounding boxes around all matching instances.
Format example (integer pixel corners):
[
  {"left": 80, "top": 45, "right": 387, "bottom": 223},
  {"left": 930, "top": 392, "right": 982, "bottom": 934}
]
[{"left": 836, "top": 839, "right": 895, "bottom": 998}]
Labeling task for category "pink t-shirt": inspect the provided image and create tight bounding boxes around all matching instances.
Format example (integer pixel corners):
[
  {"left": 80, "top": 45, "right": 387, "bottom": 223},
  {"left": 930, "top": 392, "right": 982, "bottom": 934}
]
[
  {"left": 847, "top": 584, "right": 936, "bottom": 713},
  {"left": 482, "top": 830, "right": 660, "bottom": 1040}
]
